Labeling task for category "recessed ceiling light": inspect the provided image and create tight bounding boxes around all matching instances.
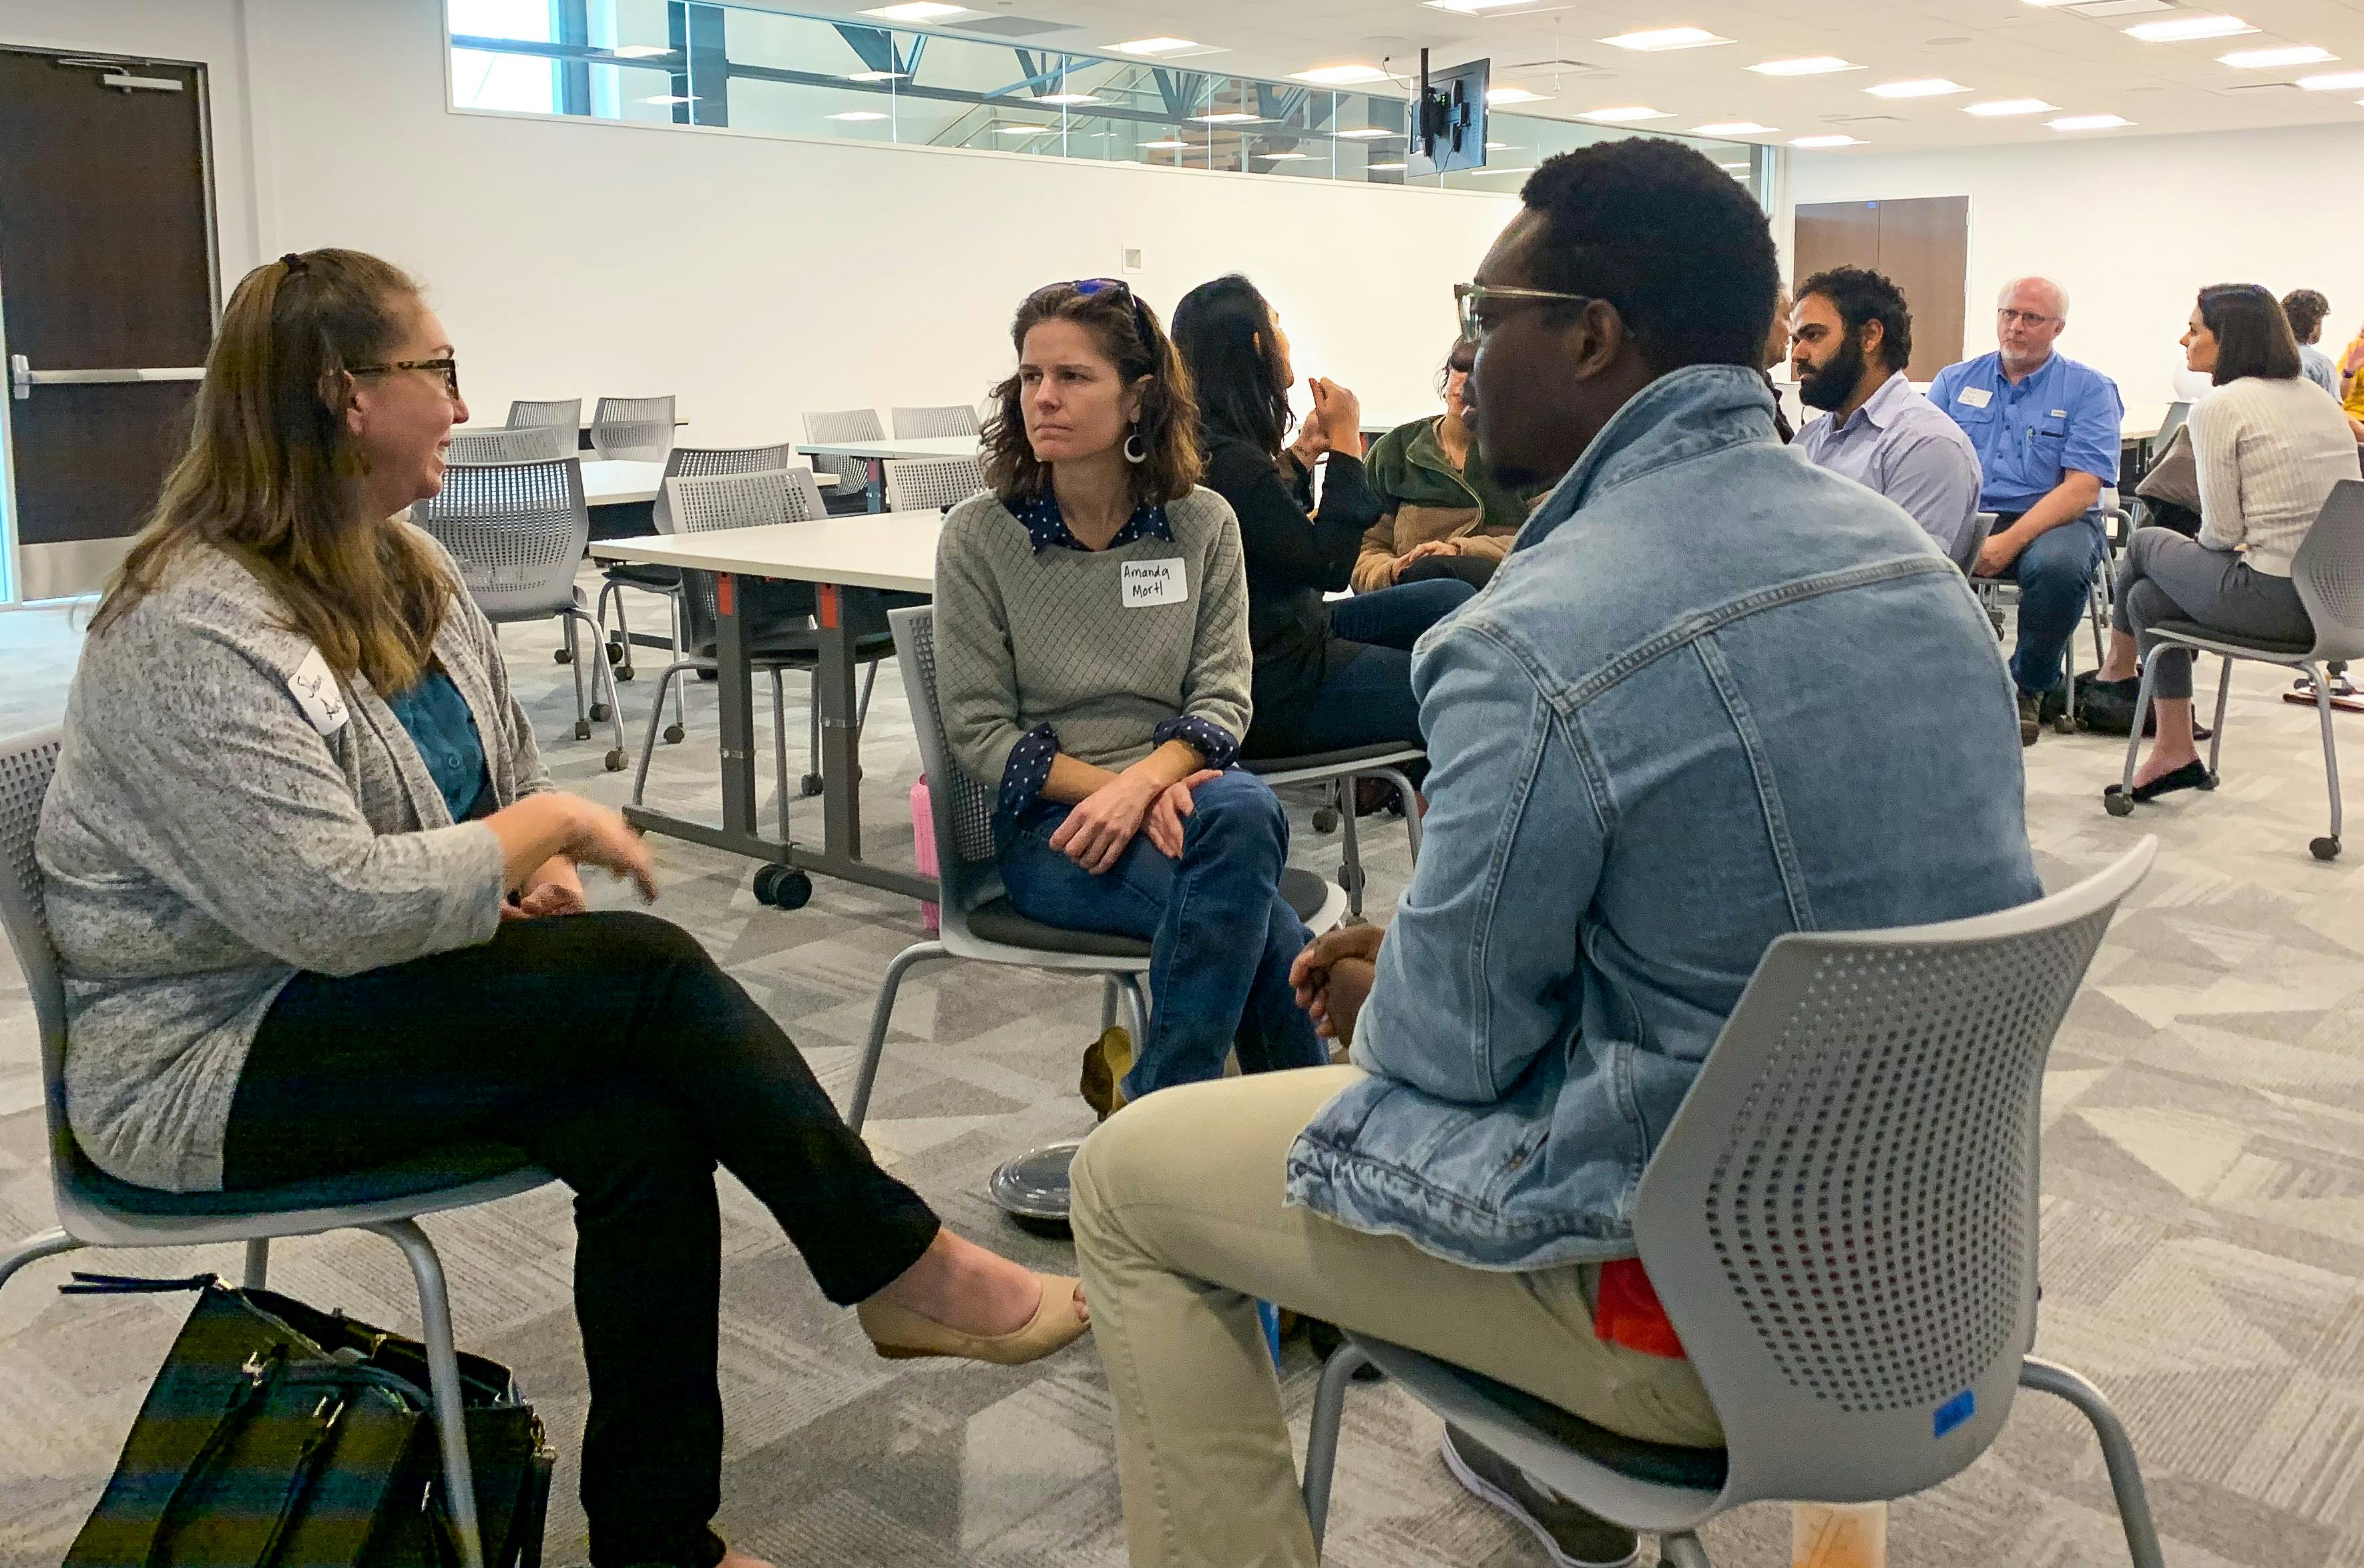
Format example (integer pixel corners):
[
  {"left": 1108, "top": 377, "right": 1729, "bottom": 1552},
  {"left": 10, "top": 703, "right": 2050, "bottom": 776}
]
[
  {"left": 1425, "top": 0, "right": 1540, "bottom": 11},
  {"left": 1486, "top": 86, "right": 1550, "bottom": 104},
  {"left": 1035, "top": 92, "right": 1102, "bottom": 105},
  {"left": 1112, "top": 37, "right": 1198, "bottom": 55},
  {"left": 2218, "top": 44, "right": 2334, "bottom": 68},
  {"left": 1791, "top": 133, "right": 1862, "bottom": 147},
  {"left": 859, "top": 2, "right": 971, "bottom": 20},
  {"left": 1578, "top": 105, "right": 1670, "bottom": 121},
  {"left": 1260, "top": 151, "right": 1313, "bottom": 160},
  {"left": 828, "top": 110, "right": 889, "bottom": 121},
  {"left": 1718, "top": 160, "right": 1751, "bottom": 170},
  {"left": 1367, "top": 160, "right": 1409, "bottom": 170},
  {"left": 1600, "top": 27, "right": 1732, "bottom": 51},
  {"left": 2297, "top": 69, "right": 2364, "bottom": 89},
  {"left": 1290, "top": 63, "right": 1391, "bottom": 85},
  {"left": 1141, "top": 138, "right": 1192, "bottom": 149},
  {"left": 1691, "top": 120, "right": 1777, "bottom": 136},
  {"left": 2048, "top": 113, "right": 2132, "bottom": 129},
  {"left": 1335, "top": 127, "right": 1396, "bottom": 140},
  {"left": 612, "top": 44, "right": 670, "bottom": 59},
  {"left": 1484, "top": 140, "right": 1515, "bottom": 149},
  {"left": 2125, "top": 14, "right": 2255, "bottom": 43},
  {"left": 1749, "top": 57, "right": 1859, "bottom": 76},
  {"left": 636, "top": 94, "right": 694, "bottom": 105},
  {"left": 845, "top": 69, "right": 907, "bottom": 82},
  {"left": 1964, "top": 98, "right": 2057, "bottom": 115},
  {"left": 992, "top": 122, "right": 1048, "bottom": 135},
  {"left": 1196, "top": 111, "right": 1264, "bottom": 123},
  {"left": 1472, "top": 166, "right": 1537, "bottom": 176},
  {"left": 1867, "top": 78, "right": 1970, "bottom": 97}
]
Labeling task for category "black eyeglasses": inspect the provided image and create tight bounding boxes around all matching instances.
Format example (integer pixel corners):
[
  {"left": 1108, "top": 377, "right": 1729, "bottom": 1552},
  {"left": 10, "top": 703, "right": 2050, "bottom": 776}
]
[{"left": 350, "top": 356, "right": 461, "bottom": 399}]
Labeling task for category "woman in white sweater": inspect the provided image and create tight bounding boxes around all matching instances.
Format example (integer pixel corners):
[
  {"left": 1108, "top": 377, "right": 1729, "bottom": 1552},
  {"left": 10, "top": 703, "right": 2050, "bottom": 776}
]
[{"left": 2092, "top": 283, "right": 2357, "bottom": 802}]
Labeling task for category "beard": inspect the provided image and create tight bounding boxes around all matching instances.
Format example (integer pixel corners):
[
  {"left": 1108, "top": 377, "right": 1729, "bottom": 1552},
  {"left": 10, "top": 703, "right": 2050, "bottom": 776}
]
[{"left": 1799, "top": 329, "right": 1869, "bottom": 412}]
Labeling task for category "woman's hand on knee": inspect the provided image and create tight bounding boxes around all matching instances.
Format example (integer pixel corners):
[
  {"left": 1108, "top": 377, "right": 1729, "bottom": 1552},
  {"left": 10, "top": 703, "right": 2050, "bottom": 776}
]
[
  {"left": 1143, "top": 770, "right": 1222, "bottom": 858},
  {"left": 1051, "top": 774, "right": 1160, "bottom": 874}
]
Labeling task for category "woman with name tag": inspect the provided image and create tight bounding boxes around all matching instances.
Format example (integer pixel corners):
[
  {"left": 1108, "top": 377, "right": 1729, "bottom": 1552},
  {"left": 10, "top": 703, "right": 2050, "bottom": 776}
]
[
  {"left": 933, "top": 279, "right": 1325, "bottom": 1119},
  {"left": 37, "top": 248, "right": 1087, "bottom": 1568}
]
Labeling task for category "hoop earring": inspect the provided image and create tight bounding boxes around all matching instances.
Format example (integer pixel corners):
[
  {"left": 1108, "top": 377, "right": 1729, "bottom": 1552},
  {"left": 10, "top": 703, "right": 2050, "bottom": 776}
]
[{"left": 1123, "top": 428, "right": 1148, "bottom": 465}]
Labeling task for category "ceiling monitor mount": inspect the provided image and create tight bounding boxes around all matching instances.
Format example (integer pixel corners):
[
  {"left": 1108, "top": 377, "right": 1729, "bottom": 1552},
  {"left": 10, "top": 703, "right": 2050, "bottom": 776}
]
[{"left": 1407, "top": 48, "right": 1488, "bottom": 176}]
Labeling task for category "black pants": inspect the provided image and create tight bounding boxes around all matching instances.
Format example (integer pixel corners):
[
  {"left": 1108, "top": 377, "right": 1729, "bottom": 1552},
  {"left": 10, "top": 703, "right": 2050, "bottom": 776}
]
[{"left": 224, "top": 912, "right": 940, "bottom": 1568}]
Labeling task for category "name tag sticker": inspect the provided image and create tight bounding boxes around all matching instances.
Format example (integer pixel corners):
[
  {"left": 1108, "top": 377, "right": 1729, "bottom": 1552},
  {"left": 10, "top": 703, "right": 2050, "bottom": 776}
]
[
  {"left": 1121, "top": 558, "right": 1188, "bottom": 608},
  {"left": 287, "top": 645, "right": 350, "bottom": 737},
  {"left": 1955, "top": 387, "right": 1993, "bottom": 409},
  {"left": 2050, "top": 409, "right": 2068, "bottom": 419}
]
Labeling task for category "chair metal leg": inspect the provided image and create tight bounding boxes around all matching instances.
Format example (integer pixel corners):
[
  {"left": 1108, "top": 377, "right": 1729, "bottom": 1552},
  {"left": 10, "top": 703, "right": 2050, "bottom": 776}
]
[
  {"left": 563, "top": 609, "right": 587, "bottom": 724},
  {"left": 2112, "top": 658, "right": 2162, "bottom": 804},
  {"left": 770, "top": 668, "right": 792, "bottom": 842},
  {"left": 1371, "top": 766, "right": 1422, "bottom": 861},
  {"left": 668, "top": 591, "right": 688, "bottom": 734},
  {"left": 1658, "top": 1533, "right": 1716, "bottom": 1568},
  {"left": 2020, "top": 1358, "right": 2166, "bottom": 1568},
  {"left": 0, "top": 1228, "right": 82, "bottom": 1298},
  {"left": 1101, "top": 973, "right": 1120, "bottom": 1033},
  {"left": 632, "top": 662, "right": 694, "bottom": 805},
  {"left": 2311, "top": 660, "right": 2344, "bottom": 855},
  {"left": 368, "top": 1219, "right": 487, "bottom": 1568},
  {"left": 848, "top": 941, "right": 947, "bottom": 1132},
  {"left": 576, "top": 604, "right": 628, "bottom": 760},
  {"left": 857, "top": 658, "right": 879, "bottom": 732},
  {"left": 1338, "top": 778, "right": 1365, "bottom": 921},
  {"left": 2208, "top": 656, "right": 2234, "bottom": 779},
  {"left": 244, "top": 1238, "right": 271, "bottom": 1290},
  {"left": 1116, "top": 973, "right": 1150, "bottom": 1054},
  {"left": 607, "top": 582, "right": 635, "bottom": 678},
  {"left": 1303, "top": 1341, "right": 1369, "bottom": 1555}
]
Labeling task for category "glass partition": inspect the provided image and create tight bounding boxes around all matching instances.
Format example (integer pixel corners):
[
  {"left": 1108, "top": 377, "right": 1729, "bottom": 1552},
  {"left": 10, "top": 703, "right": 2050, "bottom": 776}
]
[{"left": 445, "top": 1, "right": 1768, "bottom": 203}]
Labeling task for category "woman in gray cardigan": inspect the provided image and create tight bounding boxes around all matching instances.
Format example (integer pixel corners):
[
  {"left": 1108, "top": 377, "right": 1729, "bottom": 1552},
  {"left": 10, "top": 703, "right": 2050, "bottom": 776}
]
[{"left": 36, "top": 249, "right": 1084, "bottom": 1568}]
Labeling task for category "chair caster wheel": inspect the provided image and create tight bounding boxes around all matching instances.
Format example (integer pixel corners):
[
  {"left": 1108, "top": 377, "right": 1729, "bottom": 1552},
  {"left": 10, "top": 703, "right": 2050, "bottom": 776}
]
[
  {"left": 603, "top": 748, "right": 628, "bottom": 772},
  {"left": 606, "top": 638, "right": 628, "bottom": 668},
  {"left": 2200, "top": 770, "right": 2220, "bottom": 790},
  {"left": 614, "top": 664, "right": 635, "bottom": 683},
  {"left": 573, "top": 720, "right": 592, "bottom": 740},
  {"left": 754, "top": 865, "right": 812, "bottom": 908},
  {"left": 664, "top": 724, "right": 686, "bottom": 745},
  {"left": 1311, "top": 807, "right": 1340, "bottom": 834},
  {"left": 2103, "top": 791, "right": 2134, "bottom": 818},
  {"left": 697, "top": 668, "right": 719, "bottom": 682},
  {"left": 2311, "top": 835, "right": 2341, "bottom": 861},
  {"left": 2052, "top": 715, "right": 2077, "bottom": 736},
  {"left": 553, "top": 646, "right": 572, "bottom": 664},
  {"left": 588, "top": 702, "right": 611, "bottom": 722},
  {"left": 799, "top": 774, "right": 824, "bottom": 797},
  {"left": 1337, "top": 864, "right": 1365, "bottom": 894}
]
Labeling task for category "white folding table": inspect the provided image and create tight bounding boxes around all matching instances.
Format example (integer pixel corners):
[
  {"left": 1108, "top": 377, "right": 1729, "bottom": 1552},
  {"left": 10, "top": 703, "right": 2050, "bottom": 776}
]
[
  {"left": 589, "top": 509, "right": 943, "bottom": 909},
  {"left": 796, "top": 434, "right": 979, "bottom": 511}
]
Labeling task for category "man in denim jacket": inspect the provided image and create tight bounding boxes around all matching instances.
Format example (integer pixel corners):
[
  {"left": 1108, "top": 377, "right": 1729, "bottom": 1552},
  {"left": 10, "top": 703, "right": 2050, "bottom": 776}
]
[{"left": 1070, "top": 138, "right": 2044, "bottom": 1568}]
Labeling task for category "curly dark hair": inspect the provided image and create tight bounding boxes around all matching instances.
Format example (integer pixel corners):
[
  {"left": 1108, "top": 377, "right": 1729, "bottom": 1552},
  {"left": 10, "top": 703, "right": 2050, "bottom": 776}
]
[
  {"left": 2199, "top": 283, "right": 2304, "bottom": 385},
  {"left": 981, "top": 280, "right": 1202, "bottom": 507},
  {"left": 1517, "top": 138, "right": 1780, "bottom": 374},
  {"left": 1170, "top": 274, "right": 1296, "bottom": 458},
  {"left": 1796, "top": 265, "right": 1915, "bottom": 376},
  {"left": 2281, "top": 287, "right": 2330, "bottom": 344}
]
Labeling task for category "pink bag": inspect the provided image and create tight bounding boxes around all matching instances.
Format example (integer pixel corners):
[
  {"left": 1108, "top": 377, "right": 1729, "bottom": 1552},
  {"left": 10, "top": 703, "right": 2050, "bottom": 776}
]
[{"left": 910, "top": 776, "right": 940, "bottom": 933}]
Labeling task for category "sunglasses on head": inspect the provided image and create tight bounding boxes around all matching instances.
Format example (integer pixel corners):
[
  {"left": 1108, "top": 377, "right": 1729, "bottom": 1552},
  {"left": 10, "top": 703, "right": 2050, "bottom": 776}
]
[{"left": 1033, "top": 277, "right": 1155, "bottom": 338}]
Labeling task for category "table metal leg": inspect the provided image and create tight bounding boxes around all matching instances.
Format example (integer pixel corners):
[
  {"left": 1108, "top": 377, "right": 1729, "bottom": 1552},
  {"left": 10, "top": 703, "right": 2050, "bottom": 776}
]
[
  {"left": 816, "top": 583, "right": 863, "bottom": 857},
  {"left": 714, "top": 573, "right": 759, "bottom": 836},
  {"left": 866, "top": 458, "right": 885, "bottom": 513}
]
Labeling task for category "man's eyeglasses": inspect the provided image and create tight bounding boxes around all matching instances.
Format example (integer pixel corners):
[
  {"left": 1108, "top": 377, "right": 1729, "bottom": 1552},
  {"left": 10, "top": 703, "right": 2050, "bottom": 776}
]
[
  {"left": 1455, "top": 282, "right": 1594, "bottom": 343},
  {"left": 351, "top": 356, "right": 461, "bottom": 398},
  {"left": 1995, "top": 309, "right": 2059, "bottom": 330}
]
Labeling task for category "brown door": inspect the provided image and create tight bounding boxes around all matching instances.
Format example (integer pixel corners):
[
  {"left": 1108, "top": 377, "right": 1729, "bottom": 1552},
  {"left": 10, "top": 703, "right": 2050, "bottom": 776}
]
[
  {"left": 0, "top": 49, "right": 216, "bottom": 601},
  {"left": 1793, "top": 195, "right": 1969, "bottom": 383}
]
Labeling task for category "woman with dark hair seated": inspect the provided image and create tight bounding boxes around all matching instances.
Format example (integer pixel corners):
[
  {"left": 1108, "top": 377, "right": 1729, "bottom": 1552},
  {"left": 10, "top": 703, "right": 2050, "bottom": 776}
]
[
  {"left": 1354, "top": 336, "right": 1540, "bottom": 594},
  {"left": 2090, "top": 283, "right": 2359, "bottom": 803},
  {"left": 932, "top": 278, "right": 1326, "bottom": 1118},
  {"left": 1170, "top": 275, "right": 1473, "bottom": 760}
]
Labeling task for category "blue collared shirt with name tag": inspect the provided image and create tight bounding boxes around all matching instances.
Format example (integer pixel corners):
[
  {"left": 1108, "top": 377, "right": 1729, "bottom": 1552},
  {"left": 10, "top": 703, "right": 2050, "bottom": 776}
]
[{"left": 1926, "top": 349, "right": 2124, "bottom": 518}]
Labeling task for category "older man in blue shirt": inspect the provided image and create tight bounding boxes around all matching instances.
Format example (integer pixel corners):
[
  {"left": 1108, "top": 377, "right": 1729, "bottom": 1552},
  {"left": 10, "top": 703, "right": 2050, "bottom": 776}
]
[
  {"left": 1793, "top": 266, "right": 1983, "bottom": 560},
  {"left": 1929, "top": 276, "right": 2125, "bottom": 744}
]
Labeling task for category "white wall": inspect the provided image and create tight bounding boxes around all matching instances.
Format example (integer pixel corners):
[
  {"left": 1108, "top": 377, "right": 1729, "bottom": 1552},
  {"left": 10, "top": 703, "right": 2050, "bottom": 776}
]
[
  {"left": 1787, "top": 121, "right": 2364, "bottom": 409},
  {"left": 0, "top": 0, "right": 1521, "bottom": 447}
]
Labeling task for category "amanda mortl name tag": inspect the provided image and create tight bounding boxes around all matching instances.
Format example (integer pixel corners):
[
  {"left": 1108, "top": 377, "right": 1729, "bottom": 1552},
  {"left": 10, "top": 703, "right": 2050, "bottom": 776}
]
[{"left": 1121, "top": 557, "right": 1188, "bottom": 607}]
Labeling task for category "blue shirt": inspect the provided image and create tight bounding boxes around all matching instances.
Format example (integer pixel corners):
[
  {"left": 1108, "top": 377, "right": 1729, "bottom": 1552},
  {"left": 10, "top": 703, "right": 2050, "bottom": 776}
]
[
  {"left": 2300, "top": 344, "right": 2339, "bottom": 397},
  {"left": 1796, "top": 371, "right": 1985, "bottom": 558},
  {"left": 385, "top": 667, "right": 491, "bottom": 823},
  {"left": 1011, "top": 487, "right": 1174, "bottom": 554},
  {"left": 1927, "top": 349, "right": 2124, "bottom": 519}
]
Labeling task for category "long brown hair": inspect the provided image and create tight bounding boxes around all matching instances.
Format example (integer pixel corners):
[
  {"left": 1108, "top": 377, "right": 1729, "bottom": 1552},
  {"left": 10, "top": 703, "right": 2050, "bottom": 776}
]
[
  {"left": 92, "top": 247, "right": 455, "bottom": 694},
  {"left": 981, "top": 281, "right": 1202, "bottom": 507}
]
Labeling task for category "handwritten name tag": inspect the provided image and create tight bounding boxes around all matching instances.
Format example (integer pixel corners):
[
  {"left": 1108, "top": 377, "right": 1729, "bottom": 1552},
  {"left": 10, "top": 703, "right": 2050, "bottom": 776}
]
[
  {"left": 1121, "top": 558, "right": 1188, "bottom": 608},
  {"left": 286, "top": 645, "right": 350, "bottom": 736},
  {"left": 1955, "top": 387, "right": 1993, "bottom": 409}
]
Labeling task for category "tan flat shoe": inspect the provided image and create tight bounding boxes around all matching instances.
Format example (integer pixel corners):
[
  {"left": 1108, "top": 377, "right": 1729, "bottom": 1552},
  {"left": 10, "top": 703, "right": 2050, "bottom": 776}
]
[
  {"left": 856, "top": 1273, "right": 1088, "bottom": 1365},
  {"left": 1080, "top": 1026, "right": 1133, "bottom": 1122}
]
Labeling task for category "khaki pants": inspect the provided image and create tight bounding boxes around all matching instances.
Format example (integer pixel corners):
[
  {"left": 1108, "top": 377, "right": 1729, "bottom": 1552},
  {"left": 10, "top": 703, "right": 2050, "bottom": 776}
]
[{"left": 1070, "top": 1065, "right": 1721, "bottom": 1568}]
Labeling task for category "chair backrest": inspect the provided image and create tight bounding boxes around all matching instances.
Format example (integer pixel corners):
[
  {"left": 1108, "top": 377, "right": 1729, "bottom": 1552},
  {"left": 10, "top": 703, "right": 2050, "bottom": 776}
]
[
  {"left": 590, "top": 395, "right": 676, "bottom": 461},
  {"left": 666, "top": 470, "right": 824, "bottom": 647},
  {"left": 883, "top": 457, "right": 986, "bottom": 513},
  {"left": 1634, "top": 838, "right": 2156, "bottom": 1512},
  {"left": 415, "top": 458, "right": 589, "bottom": 622},
  {"left": 802, "top": 408, "right": 884, "bottom": 493},
  {"left": 891, "top": 404, "right": 982, "bottom": 439},
  {"left": 887, "top": 605, "right": 1004, "bottom": 918},
  {"left": 2156, "top": 399, "right": 2192, "bottom": 451},
  {"left": 506, "top": 397, "right": 581, "bottom": 432},
  {"left": 652, "top": 441, "right": 802, "bottom": 533},
  {"left": 0, "top": 729, "right": 73, "bottom": 1201},
  {"left": 2292, "top": 478, "right": 2364, "bottom": 662},
  {"left": 1952, "top": 509, "right": 1998, "bottom": 575},
  {"left": 448, "top": 425, "right": 571, "bottom": 465}
]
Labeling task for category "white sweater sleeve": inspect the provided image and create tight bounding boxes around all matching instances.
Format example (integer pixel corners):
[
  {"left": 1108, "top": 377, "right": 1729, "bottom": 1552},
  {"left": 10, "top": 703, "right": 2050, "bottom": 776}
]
[{"left": 2192, "top": 393, "right": 2247, "bottom": 554}]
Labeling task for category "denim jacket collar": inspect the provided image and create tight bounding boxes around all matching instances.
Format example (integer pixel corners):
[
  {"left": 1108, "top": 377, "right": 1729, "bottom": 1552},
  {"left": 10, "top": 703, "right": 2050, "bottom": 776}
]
[{"left": 1519, "top": 363, "right": 1781, "bottom": 553}]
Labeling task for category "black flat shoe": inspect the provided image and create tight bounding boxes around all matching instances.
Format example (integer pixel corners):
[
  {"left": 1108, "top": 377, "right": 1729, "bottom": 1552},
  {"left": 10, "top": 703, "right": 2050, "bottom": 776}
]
[{"left": 2103, "top": 759, "right": 2213, "bottom": 805}]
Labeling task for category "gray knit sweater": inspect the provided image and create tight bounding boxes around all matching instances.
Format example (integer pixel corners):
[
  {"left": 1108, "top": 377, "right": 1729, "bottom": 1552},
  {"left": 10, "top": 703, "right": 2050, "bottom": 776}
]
[
  {"left": 933, "top": 485, "right": 1254, "bottom": 788},
  {"left": 35, "top": 539, "right": 548, "bottom": 1192}
]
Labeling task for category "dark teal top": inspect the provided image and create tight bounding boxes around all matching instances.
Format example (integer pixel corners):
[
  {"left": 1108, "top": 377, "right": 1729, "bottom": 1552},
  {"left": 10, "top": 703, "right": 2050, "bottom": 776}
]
[{"left": 386, "top": 666, "right": 492, "bottom": 822}]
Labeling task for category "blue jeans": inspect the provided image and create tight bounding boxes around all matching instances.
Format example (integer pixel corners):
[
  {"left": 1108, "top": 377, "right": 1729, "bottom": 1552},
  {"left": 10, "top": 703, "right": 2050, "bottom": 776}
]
[
  {"left": 1275, "top": 578, "right": 1475, "bottom": 754},
  {"left": 1993, "top": 517, "right": 2104, "bottom": 696},
  {"left": 1329, "top": 577, "right": 1476, "bottom": 649},
  {"left": 996, "top": 770, "right": 1325, "bottom": 1099}
]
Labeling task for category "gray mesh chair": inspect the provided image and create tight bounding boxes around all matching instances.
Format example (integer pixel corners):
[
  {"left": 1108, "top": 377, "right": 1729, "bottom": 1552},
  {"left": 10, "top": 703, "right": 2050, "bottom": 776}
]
[
  {"left": 803, "top": 407, "right": 884, "bottom": 513},
  {"left": 589, "top": 395, "right": 676, "bottom": 462},
  {"left": 415, "top": 457, "right": 628, "bottom": 769},
  {"left": 1244, "top": 746, "right": 1424, "bottom": 921},
  {"left": 891, "top": 403, "right": 983, "bottom": 439},
  {"left": 0, "top": 728, "right": 549, "bottom": 1568},
  {"left": 2105, "top": 478, "right": 2364, "bottom": 859},
  {"left": 882, "top": 457, "right": 986, "bottom": 513},
  {"left": 505, "top": 397, "right": 581, "bottom": 434},
  {"left": 1303, "top": 838, "right": 2165, "bottom": 1568},
  {"left": 851, "top": 606, "right": 1350, "bottom": 1221},
  {"left": 1953, "top": 509, "right": 1998, "bottom": 576},
  {"left": 447, "top": 425, "right": 571, "bottom": 464},
  {"left": 628, "top": 469, "right": 891, "bottom": 833}
]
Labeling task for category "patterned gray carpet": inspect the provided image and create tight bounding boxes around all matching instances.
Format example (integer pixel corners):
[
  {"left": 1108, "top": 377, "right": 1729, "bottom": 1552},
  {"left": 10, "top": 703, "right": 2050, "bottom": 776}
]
[{"left": 3, "top": 573, "right": 2361, "bottom": 1567}]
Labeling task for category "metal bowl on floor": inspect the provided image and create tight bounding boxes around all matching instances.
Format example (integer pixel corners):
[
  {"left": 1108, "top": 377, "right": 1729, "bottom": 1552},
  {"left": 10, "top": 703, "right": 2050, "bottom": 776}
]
[{"left": 989, "top": 1138, "right": 1086, "bottom": 1234}]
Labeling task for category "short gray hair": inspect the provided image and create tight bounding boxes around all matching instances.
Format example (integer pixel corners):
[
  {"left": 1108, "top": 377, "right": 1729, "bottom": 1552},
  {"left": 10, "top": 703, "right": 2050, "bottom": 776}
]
[{"left": 1997, "top": 276, "right": 2070, "bottom": 319}]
